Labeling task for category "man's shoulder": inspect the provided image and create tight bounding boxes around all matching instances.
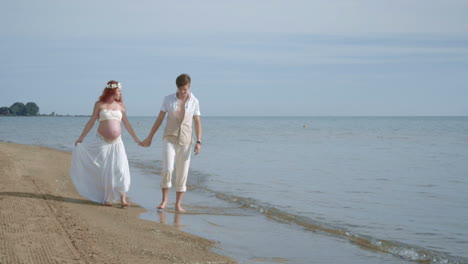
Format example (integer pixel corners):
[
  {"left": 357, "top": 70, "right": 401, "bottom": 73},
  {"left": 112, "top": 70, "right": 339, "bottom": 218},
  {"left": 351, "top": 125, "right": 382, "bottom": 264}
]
[
  {"left": 190, "top": 93, "right": 200, "bottom": 103},
  {"left": 164, "top": 93, "right": 177, "bottom": 101}
]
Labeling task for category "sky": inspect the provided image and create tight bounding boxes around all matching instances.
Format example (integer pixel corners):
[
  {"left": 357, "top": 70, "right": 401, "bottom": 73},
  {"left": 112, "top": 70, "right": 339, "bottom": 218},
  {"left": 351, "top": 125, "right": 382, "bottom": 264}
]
[{"left": 1, "top": 0, "right": 467, "bottom": 116}]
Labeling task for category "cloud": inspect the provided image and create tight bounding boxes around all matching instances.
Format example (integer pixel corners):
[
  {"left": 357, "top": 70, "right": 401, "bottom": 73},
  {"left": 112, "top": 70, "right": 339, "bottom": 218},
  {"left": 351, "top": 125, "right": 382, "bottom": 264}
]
[
  {"left": 2, "top": 0, "right": 468, "bottom": 37},
  {"left": 1, "top": 1, "right": 467, "bottom": 115}
]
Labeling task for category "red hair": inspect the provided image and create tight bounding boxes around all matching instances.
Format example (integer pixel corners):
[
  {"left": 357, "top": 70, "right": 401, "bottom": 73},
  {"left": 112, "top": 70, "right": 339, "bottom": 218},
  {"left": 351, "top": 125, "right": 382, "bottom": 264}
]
[{"left": 99, "top": 80, "right": 123, "bottom": 102}]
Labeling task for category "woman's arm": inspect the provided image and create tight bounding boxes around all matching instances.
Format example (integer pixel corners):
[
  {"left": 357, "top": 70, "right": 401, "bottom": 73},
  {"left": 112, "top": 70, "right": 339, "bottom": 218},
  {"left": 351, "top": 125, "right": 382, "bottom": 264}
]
[
  {"left": 121, "top": 109, "right": 141, "bottom": 145},
  {"left": 141, "top": 111, "right": 166, "bottom": 147},
  {"left": 75, "top": 102, "right": 100, "bottom": 146},
  {"left": 193, "top": 115, "right": 202, "bottom": 155}
]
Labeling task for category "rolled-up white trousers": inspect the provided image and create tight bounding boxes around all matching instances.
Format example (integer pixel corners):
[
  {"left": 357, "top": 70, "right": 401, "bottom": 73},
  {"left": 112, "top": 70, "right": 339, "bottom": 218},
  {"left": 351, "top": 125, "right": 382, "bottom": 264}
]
[{"left": 161, "top": 139, "right": 192, "bottom": 192}]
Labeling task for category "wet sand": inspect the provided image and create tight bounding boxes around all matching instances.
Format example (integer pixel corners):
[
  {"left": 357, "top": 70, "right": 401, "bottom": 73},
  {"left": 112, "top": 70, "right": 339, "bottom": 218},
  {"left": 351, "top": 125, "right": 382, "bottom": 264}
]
[{"left": 0, "top": 142, "right": 235, "bottom": 264}]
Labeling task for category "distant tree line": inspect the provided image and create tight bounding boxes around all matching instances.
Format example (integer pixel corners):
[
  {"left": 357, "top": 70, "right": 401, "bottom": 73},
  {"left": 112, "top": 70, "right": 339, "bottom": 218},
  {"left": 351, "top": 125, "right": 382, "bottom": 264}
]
[{"left": 0, "top": 102, "right": 40, "bottom": 116}]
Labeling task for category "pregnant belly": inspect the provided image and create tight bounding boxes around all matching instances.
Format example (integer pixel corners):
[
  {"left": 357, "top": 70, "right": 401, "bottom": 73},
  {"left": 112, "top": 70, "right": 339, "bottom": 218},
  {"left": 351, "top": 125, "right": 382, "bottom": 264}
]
[{"left": 98, "top": 121, "right": 121, "bottom": 140}]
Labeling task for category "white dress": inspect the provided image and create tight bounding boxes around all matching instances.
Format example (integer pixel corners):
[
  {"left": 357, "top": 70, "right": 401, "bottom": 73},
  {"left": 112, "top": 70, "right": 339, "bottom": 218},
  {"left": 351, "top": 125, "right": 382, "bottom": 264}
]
[{"left": 70, "top": 110, "right": 130, "bottom": 204}]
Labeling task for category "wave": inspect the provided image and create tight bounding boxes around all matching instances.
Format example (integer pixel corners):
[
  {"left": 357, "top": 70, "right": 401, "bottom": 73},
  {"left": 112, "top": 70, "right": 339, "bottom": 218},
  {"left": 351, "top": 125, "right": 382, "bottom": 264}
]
[
  {"left": 210, "top": 192, "right": 468, "bottom": 264},
  {"left": 131, "top": 161, "right": 468, "bottom": 264}
]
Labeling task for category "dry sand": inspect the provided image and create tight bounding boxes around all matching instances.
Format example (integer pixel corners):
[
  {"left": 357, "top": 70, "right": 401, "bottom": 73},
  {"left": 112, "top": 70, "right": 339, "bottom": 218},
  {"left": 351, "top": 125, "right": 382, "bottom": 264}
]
[{"left": 0, "top": 142, "right": 235, "bottom": 264}]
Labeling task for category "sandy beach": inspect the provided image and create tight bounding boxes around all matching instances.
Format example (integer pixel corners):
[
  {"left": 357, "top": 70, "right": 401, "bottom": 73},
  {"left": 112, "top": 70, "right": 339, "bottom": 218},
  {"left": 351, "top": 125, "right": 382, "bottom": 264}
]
[{"left": 0, "top": 142, "right": 235, "bottom": 264}]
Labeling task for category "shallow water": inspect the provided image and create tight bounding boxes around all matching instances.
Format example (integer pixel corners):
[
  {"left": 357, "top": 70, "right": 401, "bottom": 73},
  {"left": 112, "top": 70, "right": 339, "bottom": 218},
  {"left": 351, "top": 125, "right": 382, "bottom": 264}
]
[{"left": 1, "top": 116, "right": 467, "bottom": 264}]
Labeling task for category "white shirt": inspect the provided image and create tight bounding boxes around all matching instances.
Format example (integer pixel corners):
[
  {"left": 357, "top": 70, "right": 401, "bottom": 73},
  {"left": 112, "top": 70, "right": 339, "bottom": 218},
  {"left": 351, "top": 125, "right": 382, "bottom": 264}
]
[
  {"left": 160, "top": 92, "right": 201, "bottom": 117},
  {"left": 160, "top": 93, "right": 201, "bottom": 145}
]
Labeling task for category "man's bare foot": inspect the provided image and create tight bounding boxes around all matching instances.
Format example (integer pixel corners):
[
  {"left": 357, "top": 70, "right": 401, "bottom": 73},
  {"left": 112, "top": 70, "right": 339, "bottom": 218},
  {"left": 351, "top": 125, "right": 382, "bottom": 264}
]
[
  {"left": 157, "top": 201, "right": 167, "bottom": 210},
  {"left": 175, "top": 205, "right": 186, "bottom": 213}
]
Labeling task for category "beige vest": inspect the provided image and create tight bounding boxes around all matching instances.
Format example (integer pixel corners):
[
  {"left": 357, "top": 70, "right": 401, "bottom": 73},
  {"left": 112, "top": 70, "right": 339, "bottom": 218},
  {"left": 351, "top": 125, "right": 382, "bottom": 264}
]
[{"left": 163, "top": 110, "right": 194, "bottom": 146}]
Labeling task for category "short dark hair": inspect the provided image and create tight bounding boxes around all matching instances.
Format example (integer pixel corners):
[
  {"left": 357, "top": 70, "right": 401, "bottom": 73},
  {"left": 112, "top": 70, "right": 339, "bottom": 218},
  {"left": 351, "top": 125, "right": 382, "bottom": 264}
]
[{"left": 176, "top": 73, "right": 191, "bottom": 88}]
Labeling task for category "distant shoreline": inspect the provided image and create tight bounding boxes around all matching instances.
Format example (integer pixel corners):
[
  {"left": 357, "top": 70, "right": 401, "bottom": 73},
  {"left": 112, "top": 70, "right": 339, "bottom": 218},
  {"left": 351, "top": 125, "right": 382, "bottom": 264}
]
[{"left": 0, "top": 115, "right": 91, "bottom": 117}]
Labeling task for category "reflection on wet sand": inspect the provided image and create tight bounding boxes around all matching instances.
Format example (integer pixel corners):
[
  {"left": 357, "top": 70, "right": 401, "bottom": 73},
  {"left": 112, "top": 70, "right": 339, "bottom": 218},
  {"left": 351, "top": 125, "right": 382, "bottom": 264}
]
[{"left": 157, "top": 211, "right": 183, "bottom": 228}]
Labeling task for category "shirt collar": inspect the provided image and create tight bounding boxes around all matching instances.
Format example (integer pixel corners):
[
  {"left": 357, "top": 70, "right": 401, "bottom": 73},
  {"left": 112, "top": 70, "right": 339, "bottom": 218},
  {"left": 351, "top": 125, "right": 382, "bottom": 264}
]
[{"left": 173, "top": 92, "right": 194, "bottom": 102}]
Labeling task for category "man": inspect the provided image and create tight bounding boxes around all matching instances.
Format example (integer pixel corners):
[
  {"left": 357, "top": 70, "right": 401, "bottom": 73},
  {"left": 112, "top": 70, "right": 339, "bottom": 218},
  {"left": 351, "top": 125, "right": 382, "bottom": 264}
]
[{"left": 141, "top": 73, "right": 202, "bottom": 212}]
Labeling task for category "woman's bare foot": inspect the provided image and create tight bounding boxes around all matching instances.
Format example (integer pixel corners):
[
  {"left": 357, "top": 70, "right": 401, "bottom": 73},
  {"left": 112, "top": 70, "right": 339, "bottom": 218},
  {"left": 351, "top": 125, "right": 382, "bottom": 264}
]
[
  {"left": 120, "top": 195, "right": 130, "bottom": 208},
  {"left": 157, "top": 201, "right": 167, "bottom": 210},
  {"left": 103, "top": 202, "right": 112, "bottom": 206}
]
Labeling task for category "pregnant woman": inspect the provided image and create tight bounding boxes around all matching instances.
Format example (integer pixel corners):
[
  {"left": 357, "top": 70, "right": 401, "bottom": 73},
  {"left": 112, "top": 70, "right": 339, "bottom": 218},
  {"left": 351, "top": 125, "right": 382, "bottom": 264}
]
[{"left": 70, "top": 80, "right": 141, "bottom": 207}]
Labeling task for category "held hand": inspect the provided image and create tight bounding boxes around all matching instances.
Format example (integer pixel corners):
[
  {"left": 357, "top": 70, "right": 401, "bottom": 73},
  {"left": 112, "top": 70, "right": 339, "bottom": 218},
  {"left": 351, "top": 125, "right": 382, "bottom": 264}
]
[
  {"left": 141, "top": 138, "right": 152, "bottom": 147},
  {"left": 194, "top": 143, "right": 201, "bottom": 155},
  {"left": 75, "top": 139, "right": 83, "bottom": 146},
  {"left": 135, "top": 139, "right": 142, "bottom": 146}
]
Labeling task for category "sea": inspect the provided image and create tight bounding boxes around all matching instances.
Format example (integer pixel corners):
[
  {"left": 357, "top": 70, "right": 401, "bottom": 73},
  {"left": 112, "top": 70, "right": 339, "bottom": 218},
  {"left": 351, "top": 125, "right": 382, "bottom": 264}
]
[{"left": 1, "top": 116, "right": 467, "bottom": 264}]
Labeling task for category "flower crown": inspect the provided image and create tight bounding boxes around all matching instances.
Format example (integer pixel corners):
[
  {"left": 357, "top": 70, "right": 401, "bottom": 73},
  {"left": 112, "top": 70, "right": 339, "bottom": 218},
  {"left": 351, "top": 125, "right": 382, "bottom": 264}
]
[{"left": 106, "top": 82, "right": 122, "bottom": 89}]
